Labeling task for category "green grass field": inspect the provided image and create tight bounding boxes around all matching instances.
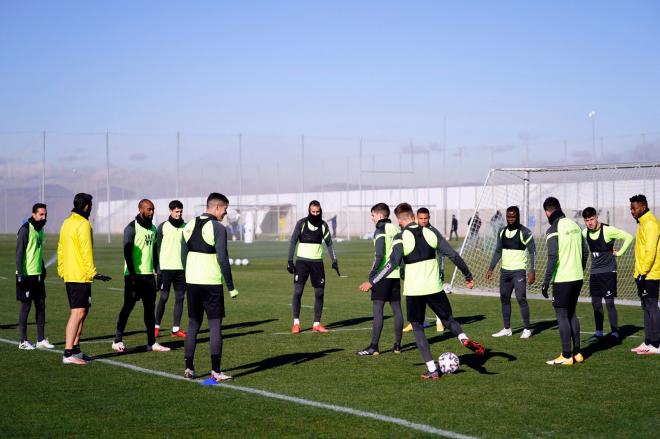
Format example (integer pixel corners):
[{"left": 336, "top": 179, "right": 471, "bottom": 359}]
[{"left": 0, "top": 235, "right": 657, "bottom": 438}]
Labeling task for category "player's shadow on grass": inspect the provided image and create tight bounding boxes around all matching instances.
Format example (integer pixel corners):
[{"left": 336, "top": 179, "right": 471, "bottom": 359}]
[
  {"left": 527, "top": 319, "right": 558, "bottom": 336},
  {"left": 459, "top": 349, "right": 517, "bottom": 375},
  {"left": 581, "top": 324, "right": 644, "bottom": 360},
  {"left": 224, "top": 348, "right": 344, "bottom": 378},
  {"left": 326, "top": 316, "right": 384, "bottom": 329}
]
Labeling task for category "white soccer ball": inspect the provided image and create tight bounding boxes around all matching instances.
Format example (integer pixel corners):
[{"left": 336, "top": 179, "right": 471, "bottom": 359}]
[
  {"left": 438, "top": 352, "right": 460, "bottom": 374},
  {"left": 234, "top": 258, "right": 242, "bottom": 266},
  {"left": 241, "top": 258, "right": 249, "bottom": 266},
  {"left": 229, "top": 258, "right": 234, "bottom": 265}
]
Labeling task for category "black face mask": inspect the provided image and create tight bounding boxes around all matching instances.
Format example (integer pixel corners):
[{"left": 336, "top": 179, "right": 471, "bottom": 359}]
[
  {"left": 136, "top": 214, "right": 153, "bottom": 229},
  {"left": 307, "top": 213, "right": 323, "bottom": 227},
  {"left": 506, "top": 217, "right": 521, "bottom": 231},
  {"left": 29, "top": 217, "right": 47, "bottom": 231},
  {"left": 73, "top": 207, "right": 91, "bottom": 219}
]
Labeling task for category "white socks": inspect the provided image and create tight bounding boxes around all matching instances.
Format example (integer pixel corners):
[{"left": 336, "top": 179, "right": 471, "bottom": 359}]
[
  {"left": 293, "top": 318, "right": 300, "bottom": 325},
  {"left": 426, "top": 360, "right": 437, "bottom": 372},
  {"left": 458, "top": 333, "right": 468, "bottom": 343}
]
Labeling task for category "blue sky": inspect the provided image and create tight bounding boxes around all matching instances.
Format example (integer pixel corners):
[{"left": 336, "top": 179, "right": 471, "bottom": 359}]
[{"left": 1, "top": 1, "right": 659, "bottom": 190}]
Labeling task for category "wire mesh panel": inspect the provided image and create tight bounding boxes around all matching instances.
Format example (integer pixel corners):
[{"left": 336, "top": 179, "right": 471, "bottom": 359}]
[{"left": 452, "top": 163, "right": 660, "bottom": 300}]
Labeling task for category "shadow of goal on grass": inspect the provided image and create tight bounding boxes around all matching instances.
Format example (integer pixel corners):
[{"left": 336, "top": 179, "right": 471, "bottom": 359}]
[{"left": 225, "top": 348, "right": 344, "bottom": 378}]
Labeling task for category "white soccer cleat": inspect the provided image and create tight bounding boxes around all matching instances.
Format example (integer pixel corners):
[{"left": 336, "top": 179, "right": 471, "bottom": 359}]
[
  {"left": 18, "top": 340, "right": 35, "bottom": 350},
  {"left": 492, "top": 328, "right": 512, "bottom": 337},
  {"left": 112, "top": 341, "right": 126, "bottom": 352},
  {"left": 636, "top": 345, "right": 660, "bottom": 355},
  {"left": 630, "top": 342, "right": 649, "bottom": 353},
  {"left": 211, "top": 371, "right": 233, "bottom": 382},
  {"left": 36, "top": 339, "right": 55, "bottom": 349},
  {"left": 147, "top": 342, "right": 171, "bottom": 352},
  {"left": 520, "top": 329, "right": 532, "bottom": 339},
  {"left": 62, "top": 355, "right": 89, "bottom": 365}
]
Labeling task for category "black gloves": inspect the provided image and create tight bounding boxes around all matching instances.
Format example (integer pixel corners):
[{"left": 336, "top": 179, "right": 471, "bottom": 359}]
[
  {"left": 541, "top": 283, "right": 549, "bottom": 299},
  {"left": 94, "top": 274, "right": 112, "bottom": 282},
  {"left": 332, "top": 261, "right": 340, "bottom": 276},
  {"left": 156, "top": 273, "right": 163, "bottom": 290},
  {"left": 287, "top": 260, "right": 295, "bottom": 274}
]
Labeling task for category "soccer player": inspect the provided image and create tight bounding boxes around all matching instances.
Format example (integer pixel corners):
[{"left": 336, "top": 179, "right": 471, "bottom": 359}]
[
  {"left": 486, "top": 206, "right": 536, "bottom": 339},
  {"left": 450, "top": 214, "right": 458, "bottom": 241},
  {"left": 541, "top": 197, "right": 588, "bottom": 365},
  {"left": 629, "top": 194, "right": 660, "bottom": 355},
  {"left": 112, "top": 199, "right": 170, "bottom": 353},
  {"left": 287, "top": 200, "right": 338, "bottom": 333},
  {"left": 155, "top": 200, "right": 187, "bottom": 338},
  {"left": 357, "top": 203, "right": 404, "bottom": 356},
  {"left": 58, "top": 193, "right": 111, "bottom": 365},
  {"left": 581, "top": 206, "right": 633, "bottom": 342},
  {"left": 360, "top": 203, "right": 485, "bottom": 380},
  {"left": 15, "top": 203, "right": 53, "bottom": 350},
  {"left": 182, "top": 192, "right": 239, "bottom": 381}
]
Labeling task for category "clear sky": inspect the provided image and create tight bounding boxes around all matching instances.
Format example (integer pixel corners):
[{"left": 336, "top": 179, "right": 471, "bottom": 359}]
[{"left": 1, "top": 1, "right": 659, "bottom": 190}]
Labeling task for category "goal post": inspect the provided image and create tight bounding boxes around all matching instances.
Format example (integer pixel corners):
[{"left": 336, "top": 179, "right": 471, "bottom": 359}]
[{"left": 450, "top": 162, "right": 660, "bottom": 300}]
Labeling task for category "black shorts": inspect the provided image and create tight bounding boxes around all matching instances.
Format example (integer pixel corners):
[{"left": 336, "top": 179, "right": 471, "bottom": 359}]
[
  {"left": 294, "top": 260, "right": 325, "bottom": 288},
  {"left": 187, "top": 284, "right": 225, "bottom": 320},
  {"left": 371, "top": 278, "right": 401, "bottom": 302},
  {"left": 637, "top": 278, "right": 659, "bottom": 299},
  {"left": 161, "top": 270, "right": 186, "bottom": 293},
  {"left": 16, "top": 275, "right": 45, "bottom": 302},
  {"left": 552, "top": 280, "right": 583, "bottom": 308},
  {"left": 124, "top": 275, "right": 158, "bottom": 301},
  {"left": 589, "top": 272, "right": 617, "bottom": 298},
  {"left": 66, "top": 282, "right": 92, "bottom": 309},
  {"left": 406, "top": 291, "right": 453, "bottom": 324}
]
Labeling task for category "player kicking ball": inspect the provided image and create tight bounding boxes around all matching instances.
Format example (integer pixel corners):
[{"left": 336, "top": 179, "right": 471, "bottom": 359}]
[{"left": 360, "top": 203, "right": 485, "bottom": 380}]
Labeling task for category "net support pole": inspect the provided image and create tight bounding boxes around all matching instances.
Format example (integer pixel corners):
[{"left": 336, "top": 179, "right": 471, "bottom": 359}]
[
  {"left": 450, "top": 168, "right": 493, "bottom": 290},
  {"left": 523, "top": 170, "right": 530, "bottom": 227},
  {"left": 41, "top": 130, "right": 46, "bottom": 204}
]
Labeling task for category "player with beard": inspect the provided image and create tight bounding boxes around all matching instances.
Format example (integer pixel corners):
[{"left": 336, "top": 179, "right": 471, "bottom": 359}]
[
  {"left": 15, "top": 203, "right": 53, "bottom": 350},
  {"left": 287, "top": 200, "right": 338, "bottom": 333},
  {"left": 112, "top": 199, "right": 170, "bottom": 353},
  {"left": 486, "top": 206, "right": 536, "bottom": 339}
]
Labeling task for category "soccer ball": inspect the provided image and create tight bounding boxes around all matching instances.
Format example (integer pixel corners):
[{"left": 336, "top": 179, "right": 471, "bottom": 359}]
[
  {"left": 242, "top": 258, "right": 249, "bottom": 266},
  {"left": 438, "top": 352, "right": 460, "bottom": 374},
  {"left": 228, "top": 258, "right": 234, "bottom": 265},
  {"left": 234, "top": 258, "right": 242, "bottom": 266}
]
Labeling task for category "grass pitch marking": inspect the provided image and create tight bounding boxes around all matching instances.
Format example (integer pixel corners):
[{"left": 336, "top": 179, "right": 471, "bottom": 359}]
[{"left": 0, "top": 337, "right": 476, "bottom": 439}]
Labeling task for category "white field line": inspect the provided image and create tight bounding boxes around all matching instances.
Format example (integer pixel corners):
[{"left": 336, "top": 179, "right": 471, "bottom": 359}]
[
  {"left": 281, "top": 304, "right": 328, "bottom": 309},
  {"left": 0, "top": 337, "right": 476, "bottom": 439},
  {"left": 106, "top": 287, "right": 123, "bottom": 291},
  {"left": 451, "top": 289, "right": 642, "bottom": 307}
]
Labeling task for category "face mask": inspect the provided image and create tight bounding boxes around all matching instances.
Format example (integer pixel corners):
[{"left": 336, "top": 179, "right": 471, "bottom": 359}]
[
  {"left": 307, "top": 212, "right": 322, "bottom": 227},
  {"left": 30, "top": 218, "right": 47, "bottom": 231}
]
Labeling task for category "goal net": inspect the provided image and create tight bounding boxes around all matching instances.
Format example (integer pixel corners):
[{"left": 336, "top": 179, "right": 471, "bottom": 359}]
[{"left": 450, "top": 162, "right": 660, "bottom": 300}]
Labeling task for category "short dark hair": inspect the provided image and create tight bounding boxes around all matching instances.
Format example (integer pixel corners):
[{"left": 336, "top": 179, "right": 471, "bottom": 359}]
[
  {"left": 416, "top": 207, "right": 430, "bottom": 216},
  {"left": 32, "top": 203, "right": 47, "bottom": 213},
  {"left": 169, "top": 200, "right": 183, "bottom": 210},
  {"left": 543, "top": 197, "right": 561, "bottom": 212},
  {"left": 138, "top": 199, "right": 153, "bottom": 209},
  {"left": 73, "top": 193, "right": 93, "bottom": 211},
  {"left": 207, "top": 192, "right": 229, "bottom": 208},
  {"left": 394, "top": 202, "right": 414, "bottom": 218},
  {"left": 506, "top": 205, "right": 520, "bottom": 216},
  {"left": 309, "top": 200, "right": 321, "bottom": 209},
  {"left": 582, "top": 206, "right": 597, "bottom": 219},
  {"left": 371, "top": 203, "right": 390, "bottom": 217},
  {"left": 629, "top": 194, "right": 648, "bottom": 206}
]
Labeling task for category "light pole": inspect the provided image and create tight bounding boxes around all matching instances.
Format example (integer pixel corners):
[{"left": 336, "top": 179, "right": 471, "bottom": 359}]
[{"left": 588, "top": 111, "right": 596, "bottom": 163}]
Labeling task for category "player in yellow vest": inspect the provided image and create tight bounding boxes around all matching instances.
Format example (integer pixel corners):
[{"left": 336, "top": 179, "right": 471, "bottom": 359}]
[
  {"left": 182, "top": 193, "right": 239, "bottom": 382},
  {"left": 112, "top": 199, "right": 170, "bottom": 353},
  {"left": 15, "top": 203, "right": 52, "bottom": 350},
  {"left": 357, "top": 203, "right": 403, "bottom": 356},
  {"left": 155, "top": 200, "right": 187, "bottom": 338},
  {"left": 541, "top": 197, "right": 588, "bottom": 365},
  {"left": 287, "top": 200, "right": 338, "bottom": 333},
  {"left": 629, "top": 194, "right": 660, "bottom": 355},
  {"left": 360, "top": 203, "right": 485, "bottom": 380}
]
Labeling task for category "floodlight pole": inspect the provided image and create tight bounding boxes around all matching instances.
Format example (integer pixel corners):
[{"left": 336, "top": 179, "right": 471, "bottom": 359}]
[
  {"left": 359, "top": 137, "right": 363, "bottom": 236},
  {"left": 105, "top": 130, "right": 111, "bottom": 243},
  {"left": 176, "top": 131, "right": 180, "bottom": 198},
  {"left": 41, "top": 130, "right": 46, "bottom": 204},
  {"left": 238, "top": 133, "right": 243, "bottom": 210},
  {"left": 301, "top": 134, "right": 305, "bottom": 220},
  {"left": 523, "top": 170, "right": 530, "bottom": 227}
]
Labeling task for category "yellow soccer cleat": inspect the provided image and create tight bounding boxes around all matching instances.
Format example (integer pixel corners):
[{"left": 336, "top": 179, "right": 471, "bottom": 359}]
[
  {"left": 546, "top": 354, "right": 574, "bottom": 366},
  {"left": 573, "top": 353, "right": 584, "bottom": 363},
  {"left": 436, "top": 319, "right": 445, "bottom": 332},
  {"left": 403, "top": 323, "right": 413, "bottom": 332}
]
